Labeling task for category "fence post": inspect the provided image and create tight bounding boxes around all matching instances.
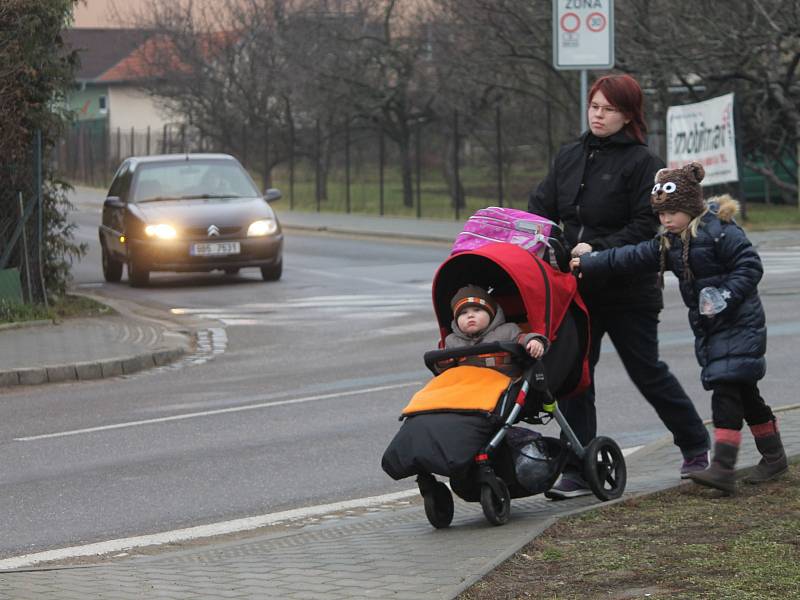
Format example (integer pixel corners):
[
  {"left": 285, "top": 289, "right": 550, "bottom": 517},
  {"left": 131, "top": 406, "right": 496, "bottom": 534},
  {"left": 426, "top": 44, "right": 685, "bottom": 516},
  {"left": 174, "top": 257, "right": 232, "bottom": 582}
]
[
  {"left": 130, "top": 126, "right": 135, "bottom": 156},
  {"left": 87, "top": 126, "right": 95, "bottom": 186},
  {"left": 162, "top": 124, "right": 168, "bottom": 154},
  {"left": 180, "top": 124, "right": 186, "bottom": 154},
  {"left": 35, "top": 129, "right": 47, "bottom": 308},
  {"left": 415, "top": 124, "right": 421, "bottom": 219},
  {"left": 263, "top": 122, "right": 270, "bottom": 190},
  {"left": 103, "top": 120, "right": 109, "bottom": 184},
  {"left": 495, "top": 104, "right": 504, "bottom": 208},
  {"left": 546, "top": 97, "right": 553, "bottom": 167},
  {"left": 146, "top": 126, "right": 151, "bottom": 155},
  {"left": 116, "top": 127, "right": 121, "bottom": 164},
  {"left": 345, "top": 116, "right": 351, "bottom": 214},
  {"left": 289, "top": 120, "right": 295, "bottom": 210},
  {"left": 453, "top": 110, "right": 461, "bottom": 221},
  {"left": 379, "top": 128, "right": 385, "bottom": 216},
  {"left": 242, "top": 122, "right": 249, "bottom": 167},
  {"left": 315, "top": 119, "right": 321, "bottom": 212},
  {"left": 80, "top": 124, "right": 88, "bottom": 184},
  {"left": 18, "top": 193, "right": 32, "bottom": 302}
]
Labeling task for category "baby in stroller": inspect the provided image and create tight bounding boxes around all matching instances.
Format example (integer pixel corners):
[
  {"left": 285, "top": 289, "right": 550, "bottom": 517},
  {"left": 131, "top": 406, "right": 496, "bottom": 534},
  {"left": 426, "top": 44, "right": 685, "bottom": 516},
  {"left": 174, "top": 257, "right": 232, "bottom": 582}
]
[
  {"left": 446, "top": 284, "right": 548, "bottom": 369},
  {"left": 382, "top": 213, "right": 628, "bottom": 528}
]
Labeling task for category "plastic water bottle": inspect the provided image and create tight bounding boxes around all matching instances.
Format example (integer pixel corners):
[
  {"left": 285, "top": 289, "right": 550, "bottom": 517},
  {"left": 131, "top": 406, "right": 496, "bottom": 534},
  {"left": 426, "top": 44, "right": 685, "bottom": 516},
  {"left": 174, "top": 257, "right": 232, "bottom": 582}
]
[{"left": 699, "top": 287, "right": 727, "bottom": 316}]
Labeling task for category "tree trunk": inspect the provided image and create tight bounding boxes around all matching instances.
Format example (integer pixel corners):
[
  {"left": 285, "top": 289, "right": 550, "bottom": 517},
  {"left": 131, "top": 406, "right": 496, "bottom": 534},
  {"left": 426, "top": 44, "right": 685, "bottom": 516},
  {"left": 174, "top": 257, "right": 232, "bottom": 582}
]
[{"left": 398, "top": 135, "right": 414, "bottom": 208}]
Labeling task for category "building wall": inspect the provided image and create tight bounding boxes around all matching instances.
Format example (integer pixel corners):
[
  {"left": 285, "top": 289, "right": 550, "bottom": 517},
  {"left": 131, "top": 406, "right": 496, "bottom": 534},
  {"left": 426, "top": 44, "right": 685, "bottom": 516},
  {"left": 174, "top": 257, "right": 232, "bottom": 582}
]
[
  {"left": 107, "top": 85, "right": 173, "bottom": 133},
  {"left": 68, "top": 86, "right": 110, "bottom": 121}
]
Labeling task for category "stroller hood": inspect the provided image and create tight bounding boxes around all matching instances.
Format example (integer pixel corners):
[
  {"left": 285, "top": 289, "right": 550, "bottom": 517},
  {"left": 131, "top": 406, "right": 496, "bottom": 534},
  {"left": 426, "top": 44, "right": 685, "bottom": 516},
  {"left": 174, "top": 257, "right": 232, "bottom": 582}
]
[{"left": 432, "top": 243, "right": 583, "bottom": 346}]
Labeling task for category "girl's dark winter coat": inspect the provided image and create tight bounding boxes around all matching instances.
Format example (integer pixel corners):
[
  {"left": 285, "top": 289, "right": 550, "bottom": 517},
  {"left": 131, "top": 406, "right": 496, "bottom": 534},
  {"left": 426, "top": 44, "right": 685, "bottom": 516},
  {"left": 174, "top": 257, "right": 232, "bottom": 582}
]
[{"left": 578, "top": 196, "right": 766, "bottom": 390}]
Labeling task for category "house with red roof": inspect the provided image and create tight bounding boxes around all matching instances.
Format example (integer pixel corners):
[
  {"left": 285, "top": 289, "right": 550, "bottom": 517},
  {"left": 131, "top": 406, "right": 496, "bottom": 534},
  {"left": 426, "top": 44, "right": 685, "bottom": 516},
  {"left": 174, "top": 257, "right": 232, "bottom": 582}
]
[{"left": 64, "top": 28, "right": 176, "bottom": 140}]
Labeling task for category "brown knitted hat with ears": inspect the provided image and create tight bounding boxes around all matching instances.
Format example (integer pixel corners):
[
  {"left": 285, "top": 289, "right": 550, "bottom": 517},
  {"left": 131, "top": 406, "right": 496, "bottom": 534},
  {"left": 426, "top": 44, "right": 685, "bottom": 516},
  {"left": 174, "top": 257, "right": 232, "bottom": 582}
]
[
  {"left": 650, "top": 162, "right": 706, "bottom": 218},
  {"left": 451, "top": 285, "right": 497, "bottom": 319}
]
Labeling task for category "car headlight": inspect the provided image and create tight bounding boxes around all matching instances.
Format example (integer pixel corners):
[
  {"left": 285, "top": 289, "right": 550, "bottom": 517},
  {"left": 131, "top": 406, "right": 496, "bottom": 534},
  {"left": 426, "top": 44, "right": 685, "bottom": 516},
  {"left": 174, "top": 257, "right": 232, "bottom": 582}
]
[
  {"left": 247, "top": 219, "right": 277, "bottom": 236},
  {"left": 144, "top": 224, "right": 177, "bottom": 239}
]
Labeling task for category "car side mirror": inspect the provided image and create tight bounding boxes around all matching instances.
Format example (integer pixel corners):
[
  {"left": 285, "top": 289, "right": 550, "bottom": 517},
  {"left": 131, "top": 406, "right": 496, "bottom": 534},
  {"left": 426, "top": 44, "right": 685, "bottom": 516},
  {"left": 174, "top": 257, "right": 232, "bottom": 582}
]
[
  {"left": 264, "top": 188, "right": 282, "bottom": 203},
  {"left": 104, "top": 196, "right": 125, "bottom": 208}
]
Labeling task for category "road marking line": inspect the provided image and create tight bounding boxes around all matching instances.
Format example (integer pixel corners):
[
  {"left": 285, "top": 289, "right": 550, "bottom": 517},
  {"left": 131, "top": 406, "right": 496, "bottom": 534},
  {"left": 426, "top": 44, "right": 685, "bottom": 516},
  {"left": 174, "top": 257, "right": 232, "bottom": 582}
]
[
  {"left": 0, "top": 488, "right": 421, "bottom": 571},
  {"left": 14, "top": 382, "right": 420, "bottom": 442}
]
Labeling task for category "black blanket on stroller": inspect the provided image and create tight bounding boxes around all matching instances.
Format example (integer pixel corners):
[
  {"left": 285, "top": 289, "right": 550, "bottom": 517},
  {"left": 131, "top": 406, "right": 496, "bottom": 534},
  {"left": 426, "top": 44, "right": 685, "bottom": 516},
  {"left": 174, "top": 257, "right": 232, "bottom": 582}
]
[{"left": 381, "top": 412, "right": 500, "bottom": 481}]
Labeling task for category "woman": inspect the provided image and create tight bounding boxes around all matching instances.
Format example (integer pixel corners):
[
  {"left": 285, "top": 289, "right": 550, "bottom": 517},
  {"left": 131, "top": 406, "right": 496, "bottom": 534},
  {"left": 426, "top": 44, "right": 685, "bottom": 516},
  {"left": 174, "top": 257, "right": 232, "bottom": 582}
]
[{"left": 528, "top": 74, "right": 710, "bottom": 499}]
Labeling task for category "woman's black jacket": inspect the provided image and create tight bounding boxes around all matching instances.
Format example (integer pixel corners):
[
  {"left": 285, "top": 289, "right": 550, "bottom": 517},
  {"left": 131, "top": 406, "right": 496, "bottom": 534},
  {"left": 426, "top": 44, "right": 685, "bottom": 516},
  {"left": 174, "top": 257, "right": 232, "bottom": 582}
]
[
  {"left": 577, "top": 198, "right": 766, "bottom": 390},
  {"left": 528, "top": 131, "right": 664, "bottom": 310}
]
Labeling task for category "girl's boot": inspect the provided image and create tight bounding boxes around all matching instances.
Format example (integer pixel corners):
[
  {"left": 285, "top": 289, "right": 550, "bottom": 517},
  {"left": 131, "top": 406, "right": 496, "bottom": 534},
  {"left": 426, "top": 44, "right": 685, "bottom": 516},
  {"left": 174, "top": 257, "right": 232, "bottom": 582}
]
[
  {"left": 742, "top": 419, "right": 788, "bottom": 484},
  {"left": 689, "top": 429, "right": 740, "bottom": 494}
]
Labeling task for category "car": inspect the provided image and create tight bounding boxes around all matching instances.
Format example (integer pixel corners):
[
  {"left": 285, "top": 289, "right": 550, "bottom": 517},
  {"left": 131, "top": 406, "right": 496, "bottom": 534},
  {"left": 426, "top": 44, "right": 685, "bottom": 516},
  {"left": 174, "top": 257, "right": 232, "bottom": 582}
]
[{"left": 99, "top": 153, "right": 284, "bottom": 287}]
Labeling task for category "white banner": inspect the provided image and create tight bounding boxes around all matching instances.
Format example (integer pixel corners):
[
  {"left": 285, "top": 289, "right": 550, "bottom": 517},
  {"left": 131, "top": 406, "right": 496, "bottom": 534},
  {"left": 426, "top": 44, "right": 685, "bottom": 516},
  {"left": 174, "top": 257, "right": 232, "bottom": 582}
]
[
  {"left": 552, "top": 0, "right": 614, "bottom": 70},
  {"left": 666, "top": 93, "right": 739, "bottom": 186}
]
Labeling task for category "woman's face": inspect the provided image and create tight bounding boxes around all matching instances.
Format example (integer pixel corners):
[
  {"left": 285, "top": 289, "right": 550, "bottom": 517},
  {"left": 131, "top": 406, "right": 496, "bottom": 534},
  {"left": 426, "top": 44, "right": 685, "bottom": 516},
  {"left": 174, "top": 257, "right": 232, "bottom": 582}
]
[{"left": 588, "top": 90, "right": 630, "bottom": 138}]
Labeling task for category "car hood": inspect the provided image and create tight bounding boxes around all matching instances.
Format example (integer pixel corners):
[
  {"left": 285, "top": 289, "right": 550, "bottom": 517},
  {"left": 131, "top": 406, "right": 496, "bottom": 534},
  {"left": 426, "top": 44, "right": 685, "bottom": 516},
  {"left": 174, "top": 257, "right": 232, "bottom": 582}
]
[{"left": 132, "top": 196, "right": 277, "bottom": 227}]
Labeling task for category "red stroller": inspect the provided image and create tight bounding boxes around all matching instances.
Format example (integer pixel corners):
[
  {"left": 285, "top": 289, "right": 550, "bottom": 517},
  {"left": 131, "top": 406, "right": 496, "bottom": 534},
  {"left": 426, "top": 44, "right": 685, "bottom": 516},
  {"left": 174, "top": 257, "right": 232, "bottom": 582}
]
[{"left": 382, "top": 242, "right": 627, "bottom": 527}]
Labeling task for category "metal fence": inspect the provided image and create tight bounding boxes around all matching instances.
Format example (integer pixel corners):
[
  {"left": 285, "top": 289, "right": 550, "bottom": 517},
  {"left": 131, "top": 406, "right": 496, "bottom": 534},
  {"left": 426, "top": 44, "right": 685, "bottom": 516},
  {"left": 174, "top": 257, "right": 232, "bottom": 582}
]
[
  {"left": 0, "top": 130, "right": 47, "bottom": 305},
  {"left": 56, "top": 104, "right": 564, "bottom": 220}
]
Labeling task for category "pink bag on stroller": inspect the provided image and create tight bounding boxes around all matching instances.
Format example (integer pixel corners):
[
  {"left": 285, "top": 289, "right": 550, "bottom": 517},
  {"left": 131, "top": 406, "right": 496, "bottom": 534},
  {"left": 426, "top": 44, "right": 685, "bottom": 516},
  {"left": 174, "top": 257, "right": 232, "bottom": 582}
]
[{"left": 451, "top": 207, "right": 558, "bottom": 258}]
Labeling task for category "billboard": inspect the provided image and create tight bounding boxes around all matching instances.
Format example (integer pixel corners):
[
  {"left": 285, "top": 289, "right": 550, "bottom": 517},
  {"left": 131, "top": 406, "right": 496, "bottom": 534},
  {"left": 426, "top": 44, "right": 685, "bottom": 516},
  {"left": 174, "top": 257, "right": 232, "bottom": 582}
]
[
  {"left": 666, "top": 93, "right": 739, "bottom": 186},
  {"left": 552, "top": 0, "right": 614, "bottom": 70}
]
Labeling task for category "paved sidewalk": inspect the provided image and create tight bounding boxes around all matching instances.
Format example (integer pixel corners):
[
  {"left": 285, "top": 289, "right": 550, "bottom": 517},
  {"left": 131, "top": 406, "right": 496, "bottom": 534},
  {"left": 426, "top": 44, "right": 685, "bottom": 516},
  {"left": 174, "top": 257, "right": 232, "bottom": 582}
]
[
  {"left": 0, "top": 405, "right": 797, "bottom": 599},
  {"left": 0, "top": 315, "right": 190, "bottom": 387}
]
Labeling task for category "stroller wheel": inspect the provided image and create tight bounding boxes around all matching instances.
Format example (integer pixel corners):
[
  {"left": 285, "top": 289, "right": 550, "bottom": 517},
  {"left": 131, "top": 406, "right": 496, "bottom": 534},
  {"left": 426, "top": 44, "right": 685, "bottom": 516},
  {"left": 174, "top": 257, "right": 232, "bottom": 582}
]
[
  {"left": 422, "top": 481, "right": 454, "bottom": 529},
  {"left": 480, "top": 478, "right": 511, "bottom": 526},
  {"left": 583, "top": 436, "right": 627, "bottom": 501}
]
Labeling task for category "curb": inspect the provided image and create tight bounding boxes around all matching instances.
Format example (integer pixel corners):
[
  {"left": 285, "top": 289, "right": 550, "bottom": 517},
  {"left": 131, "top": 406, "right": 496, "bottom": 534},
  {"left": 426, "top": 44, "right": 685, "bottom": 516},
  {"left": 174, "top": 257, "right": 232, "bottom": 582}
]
[
  {"left": 0, "top": 347, "right": 186, "bottom": 388},
  {"left": 0, "top": 319, "right": 54, "bottom": 331}
]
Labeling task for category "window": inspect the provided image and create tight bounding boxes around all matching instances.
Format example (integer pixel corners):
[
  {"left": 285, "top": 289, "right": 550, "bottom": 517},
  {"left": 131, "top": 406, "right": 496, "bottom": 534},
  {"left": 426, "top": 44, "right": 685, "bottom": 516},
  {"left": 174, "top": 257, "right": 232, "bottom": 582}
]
[
  {"left": 132, "top": 160, "right": 260, "bottom": 202},
  {"left": 98, "top": 95, "right": 108, "bottom": 114}
]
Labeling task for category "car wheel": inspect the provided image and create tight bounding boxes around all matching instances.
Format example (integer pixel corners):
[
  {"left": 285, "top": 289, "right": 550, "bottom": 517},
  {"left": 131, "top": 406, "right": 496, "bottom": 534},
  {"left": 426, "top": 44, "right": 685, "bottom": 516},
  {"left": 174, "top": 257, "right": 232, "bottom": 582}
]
[
  {"left": 260, "top": 259, "right": 282, "bottom": 282},
  {"left": 128, "top": 258, "right": 150, "bottom": 287},
  {"left": 102, "top": 244, "right": 123, "bottom": 283}
]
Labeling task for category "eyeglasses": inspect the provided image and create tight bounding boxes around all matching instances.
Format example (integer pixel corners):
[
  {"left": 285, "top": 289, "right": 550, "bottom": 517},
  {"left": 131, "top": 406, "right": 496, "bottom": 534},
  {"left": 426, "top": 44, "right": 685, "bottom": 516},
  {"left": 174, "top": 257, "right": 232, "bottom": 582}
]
[{"left": 589, "top": 103, "right": 619, "bottom": 114}]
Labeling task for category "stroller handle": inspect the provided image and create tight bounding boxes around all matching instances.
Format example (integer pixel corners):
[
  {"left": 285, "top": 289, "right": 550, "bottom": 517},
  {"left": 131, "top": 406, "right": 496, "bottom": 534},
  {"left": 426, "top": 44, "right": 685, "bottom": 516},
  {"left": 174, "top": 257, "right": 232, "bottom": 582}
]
[{"left": 424, "top": 342, "right": 530, "bottom": 375}]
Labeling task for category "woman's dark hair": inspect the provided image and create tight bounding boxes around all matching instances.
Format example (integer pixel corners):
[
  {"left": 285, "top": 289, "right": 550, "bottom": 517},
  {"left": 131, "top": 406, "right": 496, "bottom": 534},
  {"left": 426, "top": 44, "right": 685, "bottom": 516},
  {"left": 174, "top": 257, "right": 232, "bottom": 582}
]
[{"left": 588, "top": 74, "right": 647, "bottom": 144}]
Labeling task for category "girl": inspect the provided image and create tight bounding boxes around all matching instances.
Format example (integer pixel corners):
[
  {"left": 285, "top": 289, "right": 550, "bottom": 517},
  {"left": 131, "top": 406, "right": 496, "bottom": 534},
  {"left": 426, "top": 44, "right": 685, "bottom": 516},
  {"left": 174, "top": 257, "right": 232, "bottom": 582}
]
[{"left": 571, "top": 162, "right": 787, "bottom": 494}]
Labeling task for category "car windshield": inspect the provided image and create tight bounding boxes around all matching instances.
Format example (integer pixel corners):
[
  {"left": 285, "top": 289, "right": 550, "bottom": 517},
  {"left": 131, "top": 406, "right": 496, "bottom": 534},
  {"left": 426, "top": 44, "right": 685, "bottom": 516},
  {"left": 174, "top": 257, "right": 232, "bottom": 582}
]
[{"left": 132, "top": 160, "right": 260, "bottom": 202}]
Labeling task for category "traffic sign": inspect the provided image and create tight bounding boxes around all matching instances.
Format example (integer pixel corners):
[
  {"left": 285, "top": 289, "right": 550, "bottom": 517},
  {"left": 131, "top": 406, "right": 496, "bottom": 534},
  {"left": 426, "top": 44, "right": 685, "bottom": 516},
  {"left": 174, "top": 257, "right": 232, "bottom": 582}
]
[{"left": 553, "top": 0, "right": 614, "bottom": 70}]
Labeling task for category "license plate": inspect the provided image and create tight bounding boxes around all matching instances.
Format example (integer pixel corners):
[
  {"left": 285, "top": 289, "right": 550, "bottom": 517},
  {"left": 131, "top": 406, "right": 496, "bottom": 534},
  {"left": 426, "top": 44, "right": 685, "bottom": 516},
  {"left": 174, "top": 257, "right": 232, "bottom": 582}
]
[{"left": 190, "top": 242, "right": 241, "bottom": 256}]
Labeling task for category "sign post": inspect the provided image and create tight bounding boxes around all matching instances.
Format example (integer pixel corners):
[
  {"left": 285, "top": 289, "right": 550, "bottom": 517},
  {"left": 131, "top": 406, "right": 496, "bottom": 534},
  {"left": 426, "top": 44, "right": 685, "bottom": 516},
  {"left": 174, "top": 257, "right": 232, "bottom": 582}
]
[{"left": 552, "top": 0, "right": 615, "bottom": 132}]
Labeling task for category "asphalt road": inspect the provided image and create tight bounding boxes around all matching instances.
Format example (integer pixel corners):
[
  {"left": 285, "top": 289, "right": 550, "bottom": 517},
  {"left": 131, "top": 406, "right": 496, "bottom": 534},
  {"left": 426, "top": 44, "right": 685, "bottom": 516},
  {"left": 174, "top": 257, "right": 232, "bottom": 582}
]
[{"left": 1, "top": 190, "right": 799, "bottom": 559}]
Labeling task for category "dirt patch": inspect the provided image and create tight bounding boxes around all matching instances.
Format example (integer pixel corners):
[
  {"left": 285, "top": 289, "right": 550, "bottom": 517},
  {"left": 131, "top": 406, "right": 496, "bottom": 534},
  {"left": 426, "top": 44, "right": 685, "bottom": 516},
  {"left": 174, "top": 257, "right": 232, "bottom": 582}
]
[{"left": 459, "top": 461, "right": 800, "bottom": 600}]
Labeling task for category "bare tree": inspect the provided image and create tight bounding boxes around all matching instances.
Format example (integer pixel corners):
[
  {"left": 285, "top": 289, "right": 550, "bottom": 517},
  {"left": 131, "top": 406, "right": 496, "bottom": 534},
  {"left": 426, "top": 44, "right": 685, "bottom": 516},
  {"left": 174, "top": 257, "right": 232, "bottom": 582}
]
[
  {"left": 291, "top": 0, "right": 446, "bottom": 207},
  {"left": 617, "top": 0, "right": 800, "bottom": 202},
  {"left": 130, "top": 0, "right": 298, "bottom": 188}
]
